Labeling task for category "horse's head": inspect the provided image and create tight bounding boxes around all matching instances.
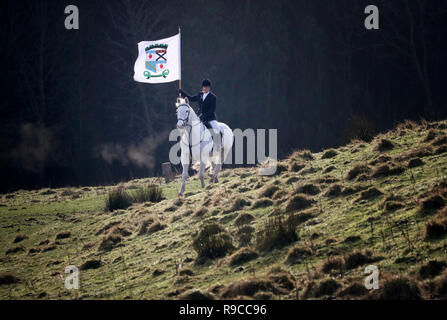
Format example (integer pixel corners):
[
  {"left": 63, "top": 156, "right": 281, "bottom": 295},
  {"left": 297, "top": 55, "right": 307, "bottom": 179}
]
[{"left": 176, "top": 97, "right": 190, "bottom": 129}]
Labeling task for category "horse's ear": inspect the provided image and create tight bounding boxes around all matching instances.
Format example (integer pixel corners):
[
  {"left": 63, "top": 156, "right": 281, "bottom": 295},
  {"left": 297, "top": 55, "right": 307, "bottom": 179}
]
[
  {"left": 175, "top": 97, "right": 180, "bottom": 108},
  {"left": 185, "top": 97, "right": 189, "bottom": 104}
]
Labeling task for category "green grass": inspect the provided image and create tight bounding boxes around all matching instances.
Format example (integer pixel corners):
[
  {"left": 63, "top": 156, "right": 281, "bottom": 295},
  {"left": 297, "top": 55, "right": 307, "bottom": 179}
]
[{"left": 1, "top": 120, "right": 447, "bottom": 300}]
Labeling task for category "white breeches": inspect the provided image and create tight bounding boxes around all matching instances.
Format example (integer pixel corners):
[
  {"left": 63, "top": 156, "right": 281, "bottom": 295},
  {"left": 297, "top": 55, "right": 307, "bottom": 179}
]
[{"left": 208, "top": 120, "right": 221, "bottom": 134}]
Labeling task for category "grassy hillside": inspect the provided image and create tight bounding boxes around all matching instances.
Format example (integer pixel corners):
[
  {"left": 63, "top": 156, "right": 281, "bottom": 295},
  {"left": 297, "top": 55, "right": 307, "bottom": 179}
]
[{"left": 1, "top": 120, "right": 447, "bottom": 300}]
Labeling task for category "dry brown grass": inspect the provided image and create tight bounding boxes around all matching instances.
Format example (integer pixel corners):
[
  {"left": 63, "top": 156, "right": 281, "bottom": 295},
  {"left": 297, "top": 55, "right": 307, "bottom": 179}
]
[
  {"left": 0, "top": 273, "right": 21, "bottom": 285},
  {"left": 372, "top": 276, "right": 422, "bottom": 300},
  {"left": 55, "top": 231, "right": 71, "bottom": 240},
  {"left": 375, "top": 138, "right": 394, "bottom": 152},
  {"left": 228, "top": 247, "right": 259, "bottom": 266},
  {"left": 219, "top": 277, "right": 288, "bottom": 299},
  {"left": 285, "top": 245, "right": 313, "bottom": 265},
  {"left": 234, "top": 213, "right": 255, "bottom": 227},
  {"left": 13, "top": 234, "right": 28, "bottom": 243},
  {"left": 346, "top": 165, "right": 371, "bottom": 181},
  {"left": 295, "top": 183, "right": 321, "bottom": 196},
  {"left": 259, "top": 185, "right": 281, "bottom": 198},
  {"left": 285, "top": 194, "right": 314, "bottom": 212},
  {"left": 98, "top": 234, "right": 122, "bottom": 251}
]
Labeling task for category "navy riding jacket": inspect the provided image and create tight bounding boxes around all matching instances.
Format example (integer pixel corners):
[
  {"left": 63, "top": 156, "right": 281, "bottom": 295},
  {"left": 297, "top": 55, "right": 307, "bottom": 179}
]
[{"left": 180, "top": 90, "right": 217, "bottom": 122}]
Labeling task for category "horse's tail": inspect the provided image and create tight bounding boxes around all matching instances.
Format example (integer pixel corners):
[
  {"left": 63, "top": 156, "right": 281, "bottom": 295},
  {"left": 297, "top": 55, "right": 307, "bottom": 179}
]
[
  {"left": 191, "top": 161, "right": 200, "bottom": 171},
  {"left": 191, "top": 159, "right": 212, "bottom": 172}
]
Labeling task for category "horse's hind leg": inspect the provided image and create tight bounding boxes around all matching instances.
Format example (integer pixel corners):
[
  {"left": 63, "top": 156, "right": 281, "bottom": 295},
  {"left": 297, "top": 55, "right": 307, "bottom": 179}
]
[
  {"left": 211, "top": 164, "right": 221, "bottom": 183},
  {"left": 178, "top": 164, "right": 189, "bottom": 196},
  {"left": 211, "top": 151, "right": 223, "bottom": 183}
]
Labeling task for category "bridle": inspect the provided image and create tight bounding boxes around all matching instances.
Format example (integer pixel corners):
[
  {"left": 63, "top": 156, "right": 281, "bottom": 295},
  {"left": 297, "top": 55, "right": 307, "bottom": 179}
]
[{"left": 176, "top": 104, "right": 191, "bottom": 128}]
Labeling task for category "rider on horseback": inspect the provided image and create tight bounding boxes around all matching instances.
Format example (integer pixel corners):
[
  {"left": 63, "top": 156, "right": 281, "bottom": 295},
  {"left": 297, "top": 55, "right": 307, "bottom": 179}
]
[{"left": 179, "top": 79, "right": 223, "bottom": 149}]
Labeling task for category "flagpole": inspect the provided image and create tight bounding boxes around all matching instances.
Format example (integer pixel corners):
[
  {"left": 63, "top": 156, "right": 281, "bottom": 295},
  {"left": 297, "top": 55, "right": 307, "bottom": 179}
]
[{"left": 178, "top": 26, "right": 182, "bottom": 96}]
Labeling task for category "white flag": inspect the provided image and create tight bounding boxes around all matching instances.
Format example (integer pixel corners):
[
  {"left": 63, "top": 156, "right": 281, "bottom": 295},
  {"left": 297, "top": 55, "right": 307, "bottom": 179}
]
[{"left": 133, "top": 33, "right": 181, "bottom": 84}]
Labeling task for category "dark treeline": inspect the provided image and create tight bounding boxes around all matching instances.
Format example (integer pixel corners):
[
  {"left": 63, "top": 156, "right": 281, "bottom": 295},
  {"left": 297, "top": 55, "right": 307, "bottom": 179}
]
[{"left": 1, "top": 0, "right": 446, "bottom": 192}]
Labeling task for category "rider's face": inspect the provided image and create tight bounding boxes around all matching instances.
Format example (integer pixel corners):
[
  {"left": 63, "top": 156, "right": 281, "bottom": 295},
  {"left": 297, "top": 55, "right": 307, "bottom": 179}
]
[{"left": 202, "top": 86, "right": 210, "bottom": 93}]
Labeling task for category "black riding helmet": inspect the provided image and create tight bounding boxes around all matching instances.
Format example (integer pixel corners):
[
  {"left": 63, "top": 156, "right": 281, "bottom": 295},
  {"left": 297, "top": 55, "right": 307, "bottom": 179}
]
[{"left": 202, "top": 79, "right": 212, "bottom": 87}]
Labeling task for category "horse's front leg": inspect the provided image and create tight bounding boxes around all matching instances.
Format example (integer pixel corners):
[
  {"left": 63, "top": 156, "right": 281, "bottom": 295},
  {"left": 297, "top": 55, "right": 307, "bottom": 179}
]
[
  {"left": 178, "top": 164, "right": 189, "bottom": 196},
  {"left": 198, "top": 161, "right": 206, "bottom": 188}
]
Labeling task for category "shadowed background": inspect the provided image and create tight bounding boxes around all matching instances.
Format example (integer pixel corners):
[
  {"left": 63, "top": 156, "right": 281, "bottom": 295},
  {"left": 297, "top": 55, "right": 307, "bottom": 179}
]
[{"left": 0, "top": 0, "right": 446, "bottom": 192}]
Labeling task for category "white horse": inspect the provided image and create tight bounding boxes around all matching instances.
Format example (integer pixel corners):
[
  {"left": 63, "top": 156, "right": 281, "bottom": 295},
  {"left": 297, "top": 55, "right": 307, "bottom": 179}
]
[{"left": 175, "top": 97, "right": 234, "bottom": 196}]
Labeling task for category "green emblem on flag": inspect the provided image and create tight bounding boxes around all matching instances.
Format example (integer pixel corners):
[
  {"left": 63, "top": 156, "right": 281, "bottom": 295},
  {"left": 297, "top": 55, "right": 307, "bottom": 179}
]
[{"left": 144, "top": 44, "right": 170, "bottom": 79}]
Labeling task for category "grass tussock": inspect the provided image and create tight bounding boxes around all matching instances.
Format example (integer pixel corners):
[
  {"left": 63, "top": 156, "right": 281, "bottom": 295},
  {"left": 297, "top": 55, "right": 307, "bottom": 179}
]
[
  {"left": 369, "top": 155, "right": 392, "bottom": 166},
  {"left": 418, "top": 260, "right": 447, "bottom": 279},
  {"left": 234, "top": 213, "right": 255, "bottom": 227},
  {"left": 295, "top": 183, "right": 320, "bottom": 196},
  {"left": 265, "top": 267, "right": 296, "bottom": 291},
  {"left": 98, "top": 234, "right": 122, "bottom": 251},
  {"left": 55, "top": 231, "right": 71, "bottom": 240},
  {"left": 235, "top": 225, "right": 255, "bottom": 247},
  {"left": 259, "top": 185, "right": 280, "bottom": 198},
  {"left": 408, "top": 158, "right": 424, "bottom": 168},
  {"left": 338, "top": 283, "right": 368, "bottom": 298},
  {"left": 321, "top": 149, "right": 338, "bottom": 159},
  {"left": 321, "top": 256, "right": 344, "bottom": 274},
  {"left": 419, "top": 194, "right": 445, "bottom": 215},
  {"left": 131, "top": 184, "right": 164, "bottom": 203},
  {"left": 228, "top": 247, "right": 259, "bottom": 266},
  {"left": 431, "top": 135, "right": 447, "bottom": 147},
  {"left": 289, "top": 161, "right": 305, "bottom": 173},
  {"left": 322, "top": 251, "right": 377, "bottom": 273},
  {"left": 285, "top": 245, "right": 312, "bottom": 265},
  {"left": 194, "top": 207, "right": 208, "bottom": 217},
  {"left": 80, "top": 259, "right": 102, "bottom": 270},
  {"left": 105, "top": 186, "right": 133, "bottom": 211},
  {"left": 5, "top": 246, "right": 25, "bottom": 255},
  {"left": 105, "top": 184, "right": 164, "bottom": 212},
  {"left": 394, "top": 146, "right": 433, "bottom": 162},
  {"left": 227, "top": 198, "right": 251, "bottom": 213},
  {"left": 374, "top": 277, "right": 422, "bottom": 300},
  {"left": 346, "top": 165, "right": 371, "bottom": 181},
  {"left": 109, "top": 226, "right": 132, "bottom": 237},
  {"left": 177, "top": 289, "right": 215, "bottom": 300},
  {"left": 384, "top": 201, "right": 405, "bottom": 212},
  {"left": 315, "top": 278, "right": 341, "bottom": 297},
  {"left": 371, "top": 164, "right": 405, "bottom": 178},
  {"left": 422, "top": 129, "right": 437, "bottom": 143},
  {"left": 13, "top": 234, "right": 28, "bottom": 243},
  {"left": 192, "top": 223, "right": 234, "bottom": 260},
  {"left": 0, "top": 273, "right": 21, "bottom": 285},
  {"left": 285, "top": 194, "right": 314, "bottom": 212},
  {"left": 251, "top": 198, "right": 273, "bottom": 209},
  {"left": 255, "top": 213, "right": 299, "bottom": 251},
  {"left": 290, "top": 150, "right": 314, "bottom": 161},
  {"left": 425, "top": 215, "right": 447, "bottom": 240},
  {"left": 138, "top": 217, "right": 165, "bottom": 235},
  {"left": 219, "top": 278, "right": 288, "bottom": 299},
  {"left": 357, "top": 187, "right": 383, "bottom": 201},
  {"left": 324, "top": 184, "right": 343, "bottom": 197},
  {"left": 344, "top": 250, "right": 376, "bottom": 270},
  {"left": 434, "top": 274, "right": 447, "bottom": 298},
  {"left": 375, "top": 138, "right": 394, "bottom": 152}
]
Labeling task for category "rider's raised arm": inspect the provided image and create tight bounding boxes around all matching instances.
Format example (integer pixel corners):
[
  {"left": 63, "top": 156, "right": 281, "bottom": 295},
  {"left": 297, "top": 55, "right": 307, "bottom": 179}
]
[{"left": 179, "top": 89, "right": 200, "bottom": 102}]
